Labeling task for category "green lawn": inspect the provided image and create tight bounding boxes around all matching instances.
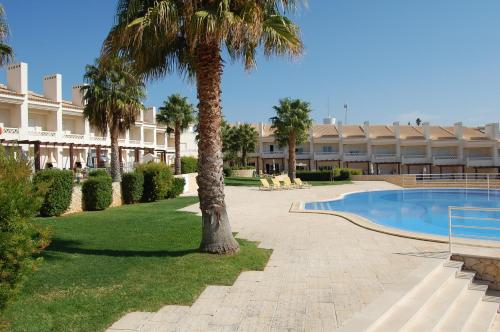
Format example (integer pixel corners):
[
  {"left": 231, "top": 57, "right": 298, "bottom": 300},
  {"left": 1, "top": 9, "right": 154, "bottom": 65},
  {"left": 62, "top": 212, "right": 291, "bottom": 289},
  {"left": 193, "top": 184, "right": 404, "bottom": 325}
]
[
  {"left": 0, "top": 197, "right": 271, "bottom": 332},
  {"left": 224, "top": 176, "right": 351, "bottom": 187}
]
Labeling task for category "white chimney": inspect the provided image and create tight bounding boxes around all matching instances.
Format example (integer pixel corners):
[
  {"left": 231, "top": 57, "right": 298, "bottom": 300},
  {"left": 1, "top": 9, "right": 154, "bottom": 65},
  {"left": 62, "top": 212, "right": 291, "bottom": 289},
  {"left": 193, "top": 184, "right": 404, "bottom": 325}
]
[
  {"left": 454, "top": 122, "right": 463, "bottom": 139},
  {"left": 485, "top": 123, "right": 499, "bottom": 140},
  {"left": 43, "top": 74, "right": 62, "bottom": 102},
  {"left": 363, "top": 121, "right": 370, "bottom": 138},
  {"left": 422, "top": 122, "right": 430, "bottom": 139},
  {"left": 72, "top": 84, "right": 85, "bottom": 107},
  {"left": 392, "top": 121, "right": 400, "bottom": 139},
  {"left": 7, "top": 62, "right": 28, "bottom": 94}
]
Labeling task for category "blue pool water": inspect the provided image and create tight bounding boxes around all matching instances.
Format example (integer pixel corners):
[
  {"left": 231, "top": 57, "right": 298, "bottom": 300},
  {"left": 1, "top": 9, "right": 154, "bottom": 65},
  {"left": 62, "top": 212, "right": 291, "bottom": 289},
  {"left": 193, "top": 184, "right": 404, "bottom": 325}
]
[{"left": 304, "top": 189, "right": 500, "bottom": 241}]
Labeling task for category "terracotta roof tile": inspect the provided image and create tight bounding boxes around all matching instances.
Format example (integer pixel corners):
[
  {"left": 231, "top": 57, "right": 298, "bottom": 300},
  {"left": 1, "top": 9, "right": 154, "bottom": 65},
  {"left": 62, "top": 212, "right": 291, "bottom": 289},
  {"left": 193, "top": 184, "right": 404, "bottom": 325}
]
[
  {"left": 312, "top": 124, "right": 339, "bottom": 138},
  {"left": 399, "top": 125, "right": 425, "bottom": 139},
  {"left": 369, "top": 125, "right": 395, "bottom": 139},
  {"left": 342, "top": 125, "right": 365, "bottom": 138}
]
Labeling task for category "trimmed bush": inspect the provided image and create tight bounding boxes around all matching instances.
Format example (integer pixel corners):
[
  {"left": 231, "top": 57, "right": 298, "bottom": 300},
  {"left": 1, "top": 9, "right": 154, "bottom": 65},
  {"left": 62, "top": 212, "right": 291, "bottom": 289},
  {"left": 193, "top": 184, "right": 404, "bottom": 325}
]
[
  {"left": 33, "top": 169, "right": 74, "bottom": 217},
  {"left": 88, "top": 169, "right": 109, "bottom": 178},
  {"left": 121, "top": 171, "right": 144, "bottom": 204},
  {"left": 0, "top": 147, "right": 49, "bottom": 309},
  {"left": 82, "top": 176, "right": 113, "bottom": 211},
  {"left": 223, "top": 166, "right": 233, "bottom": 178},
  {"left": 167, "top": 177, "right": 185, "bottom": 198},
  {"left": 181, "top": 156, "right": 198, "bottom": 174},
  {"left": 137, "top": 163, "right": 173, "bottom": 202}
]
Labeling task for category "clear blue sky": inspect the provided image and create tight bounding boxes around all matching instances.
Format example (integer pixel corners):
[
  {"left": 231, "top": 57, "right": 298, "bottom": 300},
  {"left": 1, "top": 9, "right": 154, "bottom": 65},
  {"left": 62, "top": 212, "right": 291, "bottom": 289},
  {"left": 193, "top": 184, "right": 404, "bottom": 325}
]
[{"left": 3, "top": 0, "right": 500, "bottom": 126}]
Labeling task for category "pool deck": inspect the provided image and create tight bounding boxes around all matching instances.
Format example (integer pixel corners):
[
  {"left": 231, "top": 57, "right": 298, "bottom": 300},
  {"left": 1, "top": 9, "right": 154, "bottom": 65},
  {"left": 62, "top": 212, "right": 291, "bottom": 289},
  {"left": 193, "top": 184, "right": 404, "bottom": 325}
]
[{"left": 177, "top": 181, "right": 450, "bottom": 330}]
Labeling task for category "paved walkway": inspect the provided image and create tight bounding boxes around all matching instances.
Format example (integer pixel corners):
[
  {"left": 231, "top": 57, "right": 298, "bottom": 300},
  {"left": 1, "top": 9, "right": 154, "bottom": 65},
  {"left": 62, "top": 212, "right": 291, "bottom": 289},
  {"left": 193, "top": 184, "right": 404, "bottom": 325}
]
[{"left": 111, "top": 181, "right": 448, "bottom": 331}]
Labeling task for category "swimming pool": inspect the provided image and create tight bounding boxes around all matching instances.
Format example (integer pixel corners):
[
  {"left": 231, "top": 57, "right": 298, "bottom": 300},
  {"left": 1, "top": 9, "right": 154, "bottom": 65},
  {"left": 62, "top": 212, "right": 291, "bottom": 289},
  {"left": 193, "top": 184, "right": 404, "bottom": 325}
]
[{"left": 304, "top": 189, "right": 500, "bottom": 241}]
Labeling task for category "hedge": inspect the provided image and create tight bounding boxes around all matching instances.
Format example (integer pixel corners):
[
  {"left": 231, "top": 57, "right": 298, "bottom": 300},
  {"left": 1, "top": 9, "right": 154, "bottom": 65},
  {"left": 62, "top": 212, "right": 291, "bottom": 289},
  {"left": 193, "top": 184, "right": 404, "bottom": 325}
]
[
  {"left": 121, "top": 171, "right": 144, "bottom": 204},
  {"left": 136, "top": 163, "right": 173, "bottom": 202},
  {"left": 223, "top": 166, "right": 232, "bottom": 177},
  {"left": 167, "top": 177, "right": 185, "bottom": 198},
  {"left": 181, "top": 156, "right": 198, "bottom": 174},
  {"left": 33, "top": 169, "right": 74, "bottom": 217},
  {"left": 88, "top": 169, "right": 109, "bottom": 178},
  {"left": 296, "top": 168, "right": 362, "bottom": 182},
  {"left": 82, "top": 175, "right": 113, "bottom": 211}
]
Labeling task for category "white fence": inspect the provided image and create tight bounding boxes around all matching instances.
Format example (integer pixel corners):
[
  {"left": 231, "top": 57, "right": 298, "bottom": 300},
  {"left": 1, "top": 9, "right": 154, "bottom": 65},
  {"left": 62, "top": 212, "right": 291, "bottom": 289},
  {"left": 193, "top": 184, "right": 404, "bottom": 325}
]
[{"left": 402, "top": 173, "right": 500, "bottom": 190}]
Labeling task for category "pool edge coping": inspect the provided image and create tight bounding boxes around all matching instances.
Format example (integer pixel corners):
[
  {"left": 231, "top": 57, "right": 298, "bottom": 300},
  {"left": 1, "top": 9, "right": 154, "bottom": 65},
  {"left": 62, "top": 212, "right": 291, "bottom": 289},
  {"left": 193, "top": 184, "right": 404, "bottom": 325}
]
[{"left": 290, "top": 189, "right": 500, "bottom": 249}]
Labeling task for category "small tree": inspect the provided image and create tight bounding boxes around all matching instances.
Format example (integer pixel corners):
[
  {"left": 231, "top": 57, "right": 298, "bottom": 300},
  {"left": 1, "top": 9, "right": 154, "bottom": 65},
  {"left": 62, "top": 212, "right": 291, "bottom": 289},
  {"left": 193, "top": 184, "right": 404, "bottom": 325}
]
[
  {"left": 234, "top": 124, "right": 258, "bottom": 166},
  {"left": 0, "top": 147, "right": 49, "bottom": 309},
  {"left": 270, "top": 98, "right": 313, "bottom": 180},
  {"left": 82, "top": 56, "right": 145, "bottom": 182},
  {"left": 157, "top": 94, "right": 195, "bottom": 175},
  {"left": 416, "top": 118, "right": 422, "bottom": 126}
]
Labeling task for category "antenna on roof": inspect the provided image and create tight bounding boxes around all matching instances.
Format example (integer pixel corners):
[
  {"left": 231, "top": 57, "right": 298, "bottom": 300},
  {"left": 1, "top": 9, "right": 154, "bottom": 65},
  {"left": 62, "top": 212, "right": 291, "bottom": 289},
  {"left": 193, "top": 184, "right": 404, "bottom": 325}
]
[{"left": 344, "top": 103, "right": 348, "bottom": 125}]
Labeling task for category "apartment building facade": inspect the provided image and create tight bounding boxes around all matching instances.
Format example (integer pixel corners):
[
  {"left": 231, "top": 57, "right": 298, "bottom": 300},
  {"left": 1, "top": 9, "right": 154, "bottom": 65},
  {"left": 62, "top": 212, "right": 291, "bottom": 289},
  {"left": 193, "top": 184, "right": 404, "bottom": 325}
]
[
  {"left": 247, "top": 121, "right": 500, "bottom": 175},
  {"left": 0, "top": 62, "right": 198, "bottom": 170}
]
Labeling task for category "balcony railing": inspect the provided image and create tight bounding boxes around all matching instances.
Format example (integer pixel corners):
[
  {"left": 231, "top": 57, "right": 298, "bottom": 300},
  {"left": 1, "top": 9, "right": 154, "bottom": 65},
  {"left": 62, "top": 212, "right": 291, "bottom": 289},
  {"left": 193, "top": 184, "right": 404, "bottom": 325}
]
[
  {"left": 128, "top": 139, "right": 141, "bottom": 145},
  {"left": 401, "top": 154, "right": 429, "bottom": 164},
  {"left": 372, "top": 153, "right": 399, "bottom": 162},
  {"left": 466, "top": 156, "right": 495, "bottom": 167},
  {"left": 433, "top": 155, "right": 463, "bottom": 165},
  {"left": 296, "top": 152, "right": 312, "bottom": 159},
  {"left": 63, "top": 133, "right": 85, "bottom": 141},
  {"left": 343, "top": 152, "right": 369, "bottom": 162},
  {"left": 28, "top": 130, "right": 57, "bottom": 138},
  {"left": 261, "top": 151, "right": 285, "bottom": 158},
  {"left": 313, "top": 151, "right": 340, "bottom": 160}
]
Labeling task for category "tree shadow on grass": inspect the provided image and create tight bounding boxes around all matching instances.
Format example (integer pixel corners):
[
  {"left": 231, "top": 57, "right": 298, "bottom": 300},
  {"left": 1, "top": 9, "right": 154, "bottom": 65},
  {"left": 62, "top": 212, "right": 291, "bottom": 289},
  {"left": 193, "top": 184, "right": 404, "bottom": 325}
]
[{"left": 43, "top": 238, "right": 199, "bottom": 259}]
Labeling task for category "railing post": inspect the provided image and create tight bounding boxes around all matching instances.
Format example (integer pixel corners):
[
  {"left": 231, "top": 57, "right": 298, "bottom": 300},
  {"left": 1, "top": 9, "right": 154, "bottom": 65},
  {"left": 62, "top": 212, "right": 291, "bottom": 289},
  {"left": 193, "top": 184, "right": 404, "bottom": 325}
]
[{"left": 448, "top": 207, "right": 452, "bottom": 254}]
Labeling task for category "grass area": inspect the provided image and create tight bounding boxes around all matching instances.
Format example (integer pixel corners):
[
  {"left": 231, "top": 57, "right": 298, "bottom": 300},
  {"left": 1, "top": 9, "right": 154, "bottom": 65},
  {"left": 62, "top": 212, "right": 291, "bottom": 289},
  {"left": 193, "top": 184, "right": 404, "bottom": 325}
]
[
  {"left": 224, "top": 176, "right": 351, "bottom": 187},
  {"left": 0, "top": 197, "right": 271, "bottom": 332}
]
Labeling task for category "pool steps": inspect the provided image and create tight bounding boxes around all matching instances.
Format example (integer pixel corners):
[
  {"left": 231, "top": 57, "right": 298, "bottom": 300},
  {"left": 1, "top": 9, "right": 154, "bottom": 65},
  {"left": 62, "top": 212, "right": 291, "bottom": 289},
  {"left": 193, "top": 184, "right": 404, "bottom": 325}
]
[{"left": 339, "top": 258, "right": 499, "bottom": 332}]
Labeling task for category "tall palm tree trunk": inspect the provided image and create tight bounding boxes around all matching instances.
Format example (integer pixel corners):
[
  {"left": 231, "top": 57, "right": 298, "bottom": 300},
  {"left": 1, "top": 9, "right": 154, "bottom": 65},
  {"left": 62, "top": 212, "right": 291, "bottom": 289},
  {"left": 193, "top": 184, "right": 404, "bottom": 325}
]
[
  {"left": 174, "top": 122, "right": 181, "bottom": 175},
  {"left": 288, "top": 133, "right": 296, "bottom": 180},
  {"left": 196, "top": 43, "right": 239, "bottom": 254},
  {"left": 110, "top": 123, "right": 121, "bottom": 182}
]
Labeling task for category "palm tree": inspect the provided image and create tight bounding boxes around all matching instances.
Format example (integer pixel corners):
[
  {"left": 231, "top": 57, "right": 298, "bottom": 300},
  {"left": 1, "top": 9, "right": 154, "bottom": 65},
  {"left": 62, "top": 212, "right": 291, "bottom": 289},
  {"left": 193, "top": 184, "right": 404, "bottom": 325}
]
[
  {"left": 234, "top": 124, "right": 258, "bottom": 166},
  {"left": 416, "top": 118, "right": 422, "bottom": 126},
  {"left": 82, "top": 56, "right": 145, "bottom": 182},
  {"left": 157, "top": 94, "right": 195, "bottom": 175},
  {"left": 270, "top": 98, "right": 313, "bottom": 180},
  {"left": 104, "top": 0, "right": 303, "bottom": 254},
  {"left": 0, "top": 4, "right": 13, "bottom": 66}
]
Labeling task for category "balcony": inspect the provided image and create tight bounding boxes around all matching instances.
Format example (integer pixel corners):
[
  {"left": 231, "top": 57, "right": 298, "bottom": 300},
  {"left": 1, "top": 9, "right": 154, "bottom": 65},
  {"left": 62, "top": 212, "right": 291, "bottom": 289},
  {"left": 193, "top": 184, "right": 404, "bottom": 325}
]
[
  {"left": 466, "top": 156, "right": 495, "bottom": 167},
  {"left": 313, "top": 151, "right": 340, "bottom": 161},
  {"left": 343, "top": 152, "right": 369, "bottom": 162},
  {"left": 0, "top": 127, "right": 20, "bottom": 140},
  {"left": 401, "top": 154, "right": 430, "bottom": 164},
  {"left": 27, "top": 128, "right": 58, "bottom": 141},
  {"left": 261, "top": 151, "right": 285, "bottom": 159},
  {"left": 432, "top": 155, "right": 463, "bottom": 165},
  {"left": 128, "top": 139, "right": 142, "bottom": 146},
  {"left": 296, "top": 152, "right": 312, "bottom": 160},
  {"left": 144, "top": 140, "right": 155, "bottom": 147},
  {"left": 371, "top": 153, "right": 400, "bottom": 163}
]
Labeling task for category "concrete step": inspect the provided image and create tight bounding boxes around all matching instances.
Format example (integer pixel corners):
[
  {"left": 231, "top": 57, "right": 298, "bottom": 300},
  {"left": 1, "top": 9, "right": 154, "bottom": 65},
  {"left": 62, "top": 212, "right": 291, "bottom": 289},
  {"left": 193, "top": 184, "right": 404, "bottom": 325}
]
[
  {"left": 337, "top": 257, "right": 447, "bottom": 332},
  {"left": 401, "top": 270, "right": 476, "bottom": 331},
  {"left": 370, "top": 261, "right": 463, "bottom": 332},
  {"left": 432, "top": 281, "right": 488, "bottom": 331},
  {"left": 462, "top": 300, "right": 499, "bottom": 332},
  {"left": 106, "top": 311, "right": 153, "bottom": 331}
]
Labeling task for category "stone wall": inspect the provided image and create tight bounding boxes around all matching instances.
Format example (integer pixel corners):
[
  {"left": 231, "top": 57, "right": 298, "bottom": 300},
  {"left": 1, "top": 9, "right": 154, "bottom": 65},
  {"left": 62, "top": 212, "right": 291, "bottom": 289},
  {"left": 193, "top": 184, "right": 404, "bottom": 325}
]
[
  {"left": 231, "top": 169, "right": 255, "bottom": 178},
  {"left": 352, "top": 174, "right": 406, "bottom": 187},
  {"left": 451, "top": 254, "right": 500, "bottom": 290},
  {"left": 63, "top": 182, "right": 122, "bottom": 215}
]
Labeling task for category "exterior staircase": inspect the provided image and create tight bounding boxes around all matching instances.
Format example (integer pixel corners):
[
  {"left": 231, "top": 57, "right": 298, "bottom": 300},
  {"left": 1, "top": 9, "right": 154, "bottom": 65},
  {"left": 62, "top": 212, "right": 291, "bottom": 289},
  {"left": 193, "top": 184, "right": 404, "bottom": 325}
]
[
  {"left": 339, "top": 260, "right": 500, "bottom": 332},
  {"left": 107, "top": 259, "right": 499, "bottom": 332}
]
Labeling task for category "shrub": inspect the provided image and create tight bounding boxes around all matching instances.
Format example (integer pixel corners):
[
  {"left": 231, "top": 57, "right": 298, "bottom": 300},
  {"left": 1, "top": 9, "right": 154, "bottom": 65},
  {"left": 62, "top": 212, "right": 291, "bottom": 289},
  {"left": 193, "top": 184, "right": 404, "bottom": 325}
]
[
  {"left": 167, "top": 177, "right": 185, "bottom": 198},
  {"left": 136, "top": 163, "right": 173, "bottom": 202},
  {"left": 223, "top": 166, "right": 233, "bottom": 177},
  {"left": 88, "top": 169, "right": 109, "bottom": 178},
  {"left": 121, "top": 171, "right": 144, "bottom": 204},
  {"left": 230, "top": 166, "right": 255, "bottom": 170},
  {"left": 181, "top": 156, "right": 198, "bottom": 174},
  {"left": 33, "top": 169, "right": 74, "bottom": 217},
  {"left": 296, "top": 170, "right": 333, "bottom": 181},
  {"left": 0, "top": 147, "right": 49, "bottom": 309},
  {"left": 82, "top": 176, "right": 113, "bottom": 211}
]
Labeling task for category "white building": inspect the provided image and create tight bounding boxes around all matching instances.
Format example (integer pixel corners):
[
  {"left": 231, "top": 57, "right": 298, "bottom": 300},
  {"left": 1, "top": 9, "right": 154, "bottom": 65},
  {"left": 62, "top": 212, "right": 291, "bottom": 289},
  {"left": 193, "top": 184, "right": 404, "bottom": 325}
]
[
  {"left": 246, "top": 121, "right": 500, "bottom": 175},
  {"left": 0, "top": 62, "right": 198, "bottom": 170}
]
